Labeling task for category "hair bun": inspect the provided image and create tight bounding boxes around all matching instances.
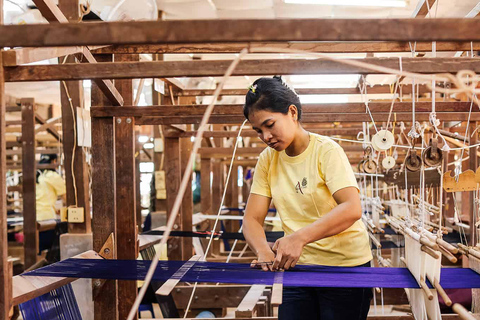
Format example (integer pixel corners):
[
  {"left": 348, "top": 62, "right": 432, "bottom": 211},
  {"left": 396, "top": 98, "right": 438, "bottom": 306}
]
[{"left": 273, "top": 75, "right": 283, "bottom": 82}]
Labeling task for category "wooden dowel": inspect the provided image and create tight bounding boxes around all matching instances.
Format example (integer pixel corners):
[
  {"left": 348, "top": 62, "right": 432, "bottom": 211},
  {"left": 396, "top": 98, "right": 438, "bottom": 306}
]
[
  {"left": 368, "top": 233, "right": 382, "bottom": 248},
  {"left": 419, "top": 277, "right": 434, "bottom": 301},
  {"left": 458, "top": 243, "right": 480, "bottom": 260},
  {"left": 419, "top": 236, "right": 439, "bottom": 251},
  {"left": 438, "top": 245, "right": 458, "bottom": 263},
  {"left": 421, "top": 245, "right": 440, "bottom": 259},
  {"left": 452, "top": 303, "right": 476, "bottom": 320},
  {"left": 436, "top": 238, "right": 458, "bottom": 254},
  {"left": 434, "top": 279, "right": 452, "bottom": 307}
]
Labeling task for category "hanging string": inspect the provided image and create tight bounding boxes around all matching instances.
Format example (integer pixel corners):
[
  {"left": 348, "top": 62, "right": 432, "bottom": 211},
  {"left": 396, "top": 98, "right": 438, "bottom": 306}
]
[{"left": 126, "top": 49, "right": 249, "bottom": 320}]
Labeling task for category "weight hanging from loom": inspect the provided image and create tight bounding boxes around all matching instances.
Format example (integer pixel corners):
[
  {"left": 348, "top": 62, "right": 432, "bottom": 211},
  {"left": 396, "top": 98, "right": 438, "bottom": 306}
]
[
  {"left": 422, "top": 137, "right": 443, "bottom": 167},
  {"left": 405, "top": 149, "right": 422, "bottom": 172}
]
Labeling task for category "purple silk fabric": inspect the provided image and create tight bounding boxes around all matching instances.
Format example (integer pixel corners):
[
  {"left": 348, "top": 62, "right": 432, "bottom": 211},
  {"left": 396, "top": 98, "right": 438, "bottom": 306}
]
[{"left": 23, "top": 259, "right": 480, "bottom": 289}]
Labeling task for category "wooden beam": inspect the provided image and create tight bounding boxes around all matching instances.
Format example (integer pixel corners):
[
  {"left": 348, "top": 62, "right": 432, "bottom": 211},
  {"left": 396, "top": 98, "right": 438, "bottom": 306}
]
[
  {"left": 135, "top": 112, "right": 480, "bottom": 125},
  {"left": 163, "top": 135, "right": 183, "bottom": 260},
  {"left": 178, "top": 85, "right": 427, "bottom": 96},
  {"left": 12, "top": 250, "right": 101, "bottom": 306},
  {"left": 180, "top": 138, "right": 193, "bottom": 260},
  {"left": 170, "top": 128, "right": 365, "bottom": 138},
  {"left": 114, "top": 116, "right": 137, "bottom": 320},
  {"left": 60, "top": 67, "right": 91, "bottom": 234},
  {"left": 4, "top": 19, "right": 480, "bottom": 47},
  {"left": 91, "top": 54, "right": 118, "bottom": 320},
  {"left": 0, "top": 0, "right": 12, "bottom": 315},
  {"left": 6, "top": 58, "right": 480, "bottom": 81},
  {"left": 91, "top": 102, "right": 476, "bottom": 118},
  {"left": 235, "top": 285, "right": 266, "bottom": 318},
  {"left": 200, "top": 158, "right": 212, "bottom": 214},
  {"left": 113, "top": 53, "right": 138, "bottom": 320},
  {"left": 33, "top": 0, "right": 69, "bottom": 23},
  {"left": 92, "top": 41, "right": 480, "bottom": 54},
  {"left": 34, "top": 113, "right": 60, "bottom": 141},
  {"left": 33, "top": 0, "right": 123, "bottom": 106},
  {"left": 2, "top": 46, "right": 91, "bottom": 66},
  {"left": 21, "top": 98, "right": 37, "bottom": 269}
]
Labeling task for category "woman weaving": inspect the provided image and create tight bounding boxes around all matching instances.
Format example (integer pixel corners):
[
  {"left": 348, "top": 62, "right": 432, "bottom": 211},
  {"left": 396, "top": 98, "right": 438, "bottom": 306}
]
[{"left": 242, "top": 76, "right": 373, "bottom": 320}]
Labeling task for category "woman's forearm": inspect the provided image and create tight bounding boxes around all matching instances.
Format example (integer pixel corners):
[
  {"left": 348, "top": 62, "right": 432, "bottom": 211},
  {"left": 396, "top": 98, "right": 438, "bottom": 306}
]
[{"left": 243, "top": 216, "right": 272, "bottom": 255}]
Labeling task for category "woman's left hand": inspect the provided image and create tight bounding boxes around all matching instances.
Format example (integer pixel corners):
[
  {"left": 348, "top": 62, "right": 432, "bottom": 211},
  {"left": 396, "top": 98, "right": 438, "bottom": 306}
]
[{"left": 271, "top": 233, "right": 306, "bottom": 271}]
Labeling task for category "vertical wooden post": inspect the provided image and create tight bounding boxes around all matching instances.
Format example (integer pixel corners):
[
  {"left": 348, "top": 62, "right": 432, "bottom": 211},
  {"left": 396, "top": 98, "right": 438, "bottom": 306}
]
[
  {"left": 0, "top": 1, "right": 13, "bottom": 315},
  {"left": 91, "top": 54, "right": 118, "bottom": 320},
  {"left": 115, "top": 116, "right": 137, "bottom": 319},
  {"left": 211, "top": 160, "right": 223, "bottom": 256},
  {"left": 200, "top": 158, "right": 212, "bottom": 213},
  {"left": 180, "top": 138, "right": 193, "bottom": 259},
  {"left": 135, "top": 130, "right": 142, "bottom": 230},
  {"left": 470, "top": 121, "right": 478, "bottom": 245},
  {"left": 21, "top": 98, "right": 37, "bottom": 269},
  {"left": 114, "top": 54, "right": 138, "bottom": 320},
  {"left": 59, "top": 0, "right": 91, "bottom": 235},
  {"left": 164, "top": 134, "right": 183, "bottom": 260},
  {"left": 242, "top": 166, "right": 250, "bottom": 205}
]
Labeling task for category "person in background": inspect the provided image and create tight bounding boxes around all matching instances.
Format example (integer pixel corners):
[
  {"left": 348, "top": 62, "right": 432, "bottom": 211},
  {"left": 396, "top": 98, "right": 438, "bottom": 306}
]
[
  {"left": 36, "top": 154, "right": 66, "bottom": 221},
  {"left": 35, "top": 154, "right": 66, "bottom": 256}
]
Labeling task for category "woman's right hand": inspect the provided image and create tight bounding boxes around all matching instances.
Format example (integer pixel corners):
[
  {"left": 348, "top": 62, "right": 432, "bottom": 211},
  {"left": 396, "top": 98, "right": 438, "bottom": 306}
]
[{"left": 250, "top": 250, "right": 275, "bottom": 271}]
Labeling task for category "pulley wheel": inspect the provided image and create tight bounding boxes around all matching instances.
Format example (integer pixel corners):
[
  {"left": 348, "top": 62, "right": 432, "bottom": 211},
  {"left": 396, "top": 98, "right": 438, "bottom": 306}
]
[
  {"left": 372, "top": 130, "right": 395, "bottom": 151},
  {"left": 405, "top": 151, "right": 422, "bottom": 172},
  {"left": 382, "top": 156, "right": 396, "bottom": 170},
  {"left": 363, "top": 159, "right": 378, "bottom": 174},
  {"left": 357, "top": 160, "right": 366, "bottom": 173}
]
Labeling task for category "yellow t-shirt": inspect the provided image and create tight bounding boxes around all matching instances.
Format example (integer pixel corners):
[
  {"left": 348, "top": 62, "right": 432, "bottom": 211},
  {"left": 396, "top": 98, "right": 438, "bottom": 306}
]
[
  {"left": 36, "top": 170, "right": 66, "bottom": 221},
  {"left": 250, "top": 133, "right": 372, "bottom": 267}
]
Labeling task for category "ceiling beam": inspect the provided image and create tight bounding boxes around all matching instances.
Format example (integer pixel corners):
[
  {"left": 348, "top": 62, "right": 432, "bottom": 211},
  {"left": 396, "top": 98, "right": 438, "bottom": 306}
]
[
  {"left": 91, "top": 102, "right": 475, "bottom": 118},
  {"left": 90, "top": 41, "right": 480, "bottom": 55},
  {"left": 5, "top": 58, "right": 480, "bottom": 82},
  {"left": 3, "top": 19, "right": 480, "bottom": 47},
  {"left": 178, "top": 85, "right": 428, "bottom": 97},
  {"left": 31, "top": 0, "right": 123, "bottom": 106}
]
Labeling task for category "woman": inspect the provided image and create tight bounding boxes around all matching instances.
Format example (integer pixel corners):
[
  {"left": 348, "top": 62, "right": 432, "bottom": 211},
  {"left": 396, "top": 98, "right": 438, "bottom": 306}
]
[
  {"left": 242, "top": 76, "right": 373, "bottom": 320},
  {"left": 36, "top": 153, "right": 66, "bottom": 222}
]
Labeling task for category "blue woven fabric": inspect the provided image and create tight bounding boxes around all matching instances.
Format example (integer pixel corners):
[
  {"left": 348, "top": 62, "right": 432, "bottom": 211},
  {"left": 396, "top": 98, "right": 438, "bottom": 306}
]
[{"left": 23, "top": 258, "right": 480, "bottom": 289}]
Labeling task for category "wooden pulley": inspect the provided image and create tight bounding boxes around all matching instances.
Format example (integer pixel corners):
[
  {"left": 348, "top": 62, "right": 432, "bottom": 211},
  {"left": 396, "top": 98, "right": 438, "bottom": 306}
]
[
  {"left": 405, "top": 149, "right": 422, "bottom": 172},
  {"left": 382, "top": 156, "right": 396, "bottom": 170},
  {"left": 363, "top": 159, "right": 378, "bottom": 174},
  {"left": 357, "top": 160, "right": 366, "bottom": 173},
  {"left": 422, "top": 138, "right": 443, "bottom": 167}
]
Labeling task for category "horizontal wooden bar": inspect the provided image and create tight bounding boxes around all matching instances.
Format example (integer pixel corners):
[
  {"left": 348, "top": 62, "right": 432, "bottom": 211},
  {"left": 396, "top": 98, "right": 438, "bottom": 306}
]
[
  {"left": 155, "top": 315, "right": 465, "bottom": 320},
  {"left": 91, "top": 102, "right": 473, "bottom": 118},
  {"left": 12, "top": 250, "right": 101, "bottom": 305},
  {"left": 2, "top": 46, "right": 106, "bottom": 66},
  {"left": 6, "top": 58, "right": 480, "bottom": 82},
  {"left": 168, "top": 128, "right": 365, "bottom": 138},
  {"left": 178, "top": 85, "right": 426, "bottom": 96},
  {"left": 3, "top": 19, "right": 480, "bottom": 47},
  {"left": 92, "top": 42, "right": 480, "bottom": 54}
]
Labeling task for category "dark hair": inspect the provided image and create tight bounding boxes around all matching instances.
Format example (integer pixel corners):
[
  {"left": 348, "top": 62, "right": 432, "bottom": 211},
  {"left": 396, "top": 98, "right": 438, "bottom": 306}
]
[
  {"left": 36, "top": 154, "right": 58, "bottom": 183},
  {"left": 243, "top": 76, "right": 302, "bottom": 121}
]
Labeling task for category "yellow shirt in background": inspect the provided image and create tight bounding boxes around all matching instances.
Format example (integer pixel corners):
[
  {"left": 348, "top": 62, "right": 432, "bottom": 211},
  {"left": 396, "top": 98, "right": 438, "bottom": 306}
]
[
  {"left": 36, "top": 170, "right": 66, "bottom": 221},
  {"left": 250, "top": 133, "right": 372, "bottom": 267}
]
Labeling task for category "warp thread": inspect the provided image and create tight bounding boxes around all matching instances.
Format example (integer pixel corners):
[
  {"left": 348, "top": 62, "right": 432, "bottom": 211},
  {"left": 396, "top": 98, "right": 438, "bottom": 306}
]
[
  {"left": 20, "top": 283, "right": 82, "bottom": 320},
  {"left": 23, "top": 258, "right": 480, "bottom": 290}
]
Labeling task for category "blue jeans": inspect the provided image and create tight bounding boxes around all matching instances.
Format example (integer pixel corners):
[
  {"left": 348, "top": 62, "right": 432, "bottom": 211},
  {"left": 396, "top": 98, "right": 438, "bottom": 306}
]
[{"left": 279, "top": 262, "right": 373, "bottom": 320}]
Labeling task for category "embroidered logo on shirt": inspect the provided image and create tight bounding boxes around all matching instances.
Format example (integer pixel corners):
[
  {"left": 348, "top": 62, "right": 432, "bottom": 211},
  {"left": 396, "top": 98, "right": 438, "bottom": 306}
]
[{"left": 295, "top": 177, "right": 307, "bottom": 194}]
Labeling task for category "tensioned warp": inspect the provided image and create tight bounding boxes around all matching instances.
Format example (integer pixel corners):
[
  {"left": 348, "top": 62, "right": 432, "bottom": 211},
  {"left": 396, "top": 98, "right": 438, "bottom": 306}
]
[
  {"left": 142, "top": 230, "right": 403, "bottom": 248},
  {"left": 24, "top": 259, "right": 480, "bottom": 289}
]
